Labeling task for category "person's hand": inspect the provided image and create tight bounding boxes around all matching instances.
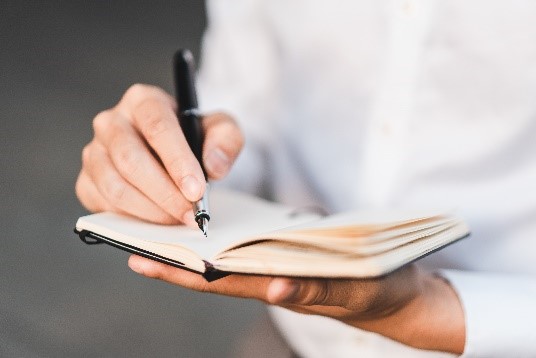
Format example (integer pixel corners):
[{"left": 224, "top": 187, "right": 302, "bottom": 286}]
[
  {"left": 76, "top": 84, "right": 243, "bottom": 225},
  {"left": 128, "top": 256, "right": 466, "bottom": 354}
]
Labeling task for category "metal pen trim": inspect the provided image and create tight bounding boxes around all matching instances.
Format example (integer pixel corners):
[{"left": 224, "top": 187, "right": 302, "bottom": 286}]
[{"left": 194, "top": 184, "right": 210, "bottom": 237}]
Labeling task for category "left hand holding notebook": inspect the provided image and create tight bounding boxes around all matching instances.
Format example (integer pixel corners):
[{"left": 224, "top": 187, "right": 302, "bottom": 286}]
[
  {"left": 75, "top": 83, "right": 243, "bottom": 226},
  {"left": 128, "top": 254, "right": 465, "bottom": 354}
]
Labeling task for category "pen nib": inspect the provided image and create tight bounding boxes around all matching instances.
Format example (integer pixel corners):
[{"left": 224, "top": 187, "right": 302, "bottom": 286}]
[{"left": 198, "top": 217, "right": 208, "bottom": 237}]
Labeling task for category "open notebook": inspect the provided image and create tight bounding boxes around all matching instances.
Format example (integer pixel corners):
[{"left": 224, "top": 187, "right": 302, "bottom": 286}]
[{"left": 75, "top": 190, "right": 470, "bottom": 281}]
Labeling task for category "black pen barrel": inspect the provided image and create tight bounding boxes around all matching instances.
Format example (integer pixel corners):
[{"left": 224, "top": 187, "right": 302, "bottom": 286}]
[
  {"left": 173, "top": 49, "right": 207, "bottom": 179},
  {"left": 173, "top": 49, "right": 198, "bottom": 110}
]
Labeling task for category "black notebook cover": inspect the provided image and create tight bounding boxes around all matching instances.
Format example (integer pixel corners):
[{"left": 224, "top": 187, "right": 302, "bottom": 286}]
[{"left": 75, "top": 229, "right": 229, "bottom": 282}]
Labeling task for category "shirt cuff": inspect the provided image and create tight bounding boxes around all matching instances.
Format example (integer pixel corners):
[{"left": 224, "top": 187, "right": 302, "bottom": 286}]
[{"left": 439, "top": 269, "right": 536, "bottom": 358}]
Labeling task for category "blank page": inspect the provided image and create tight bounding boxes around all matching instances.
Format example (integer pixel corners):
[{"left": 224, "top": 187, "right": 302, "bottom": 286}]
[{"left": 76, "top": 190, "right": 319, "bottom": 259}]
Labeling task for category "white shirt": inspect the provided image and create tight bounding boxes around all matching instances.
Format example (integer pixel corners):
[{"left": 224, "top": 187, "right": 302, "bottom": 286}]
[{"left": 197, "top": 0, "right": 536, "bottom": 356}]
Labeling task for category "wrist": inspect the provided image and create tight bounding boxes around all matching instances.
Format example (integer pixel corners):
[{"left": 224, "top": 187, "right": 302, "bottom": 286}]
[
  {"left": 405, "top": 272, "right": 465, "bottom": 353},
  {"left": 357, "top": 271, "right": 466, "bottom": 354}
]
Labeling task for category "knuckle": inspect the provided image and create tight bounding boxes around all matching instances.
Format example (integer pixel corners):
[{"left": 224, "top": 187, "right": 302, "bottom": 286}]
[
  {"left": 81, "top": 144, "right": 92, "bottom": 167},
  {"left": 124, "top": 83, "right": 152, "bottom": 100},
  {"left": 301, "top": 280, "right": 330, "bottom": 306},
  {"left": 75, "top": 173, "right": 85, "bottom": 200},
  {"left": 116, "top": 143, "right": 142, "bottom": 177},
  {"left": 92, "top": 110, "right": 112, "bottom": 135},
  {"left": 311, "top": 281, "right": 331, "bottom": 305},
  {"left": 137, "top": 99, "right": 170, "bottom": 140},
  {"left": 124, "top": 84, "right": 170, "bottom": 107},
  {"left": 104, "top": 178, "right": 127, "bottom": 204},
  {"left": 145, "top": 115, "right": 167, "bottom": 140}
]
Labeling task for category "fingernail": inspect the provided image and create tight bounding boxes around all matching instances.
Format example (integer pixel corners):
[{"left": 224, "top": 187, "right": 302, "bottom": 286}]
[
  {"left": 268, "top": 279, "right": 300, "bottom": 304},
  {"left": 181, "top": 175, "right": 201, "bottom": 201},
  {"left": 205, "top": 148, "right": 231, "bottom": 177}
]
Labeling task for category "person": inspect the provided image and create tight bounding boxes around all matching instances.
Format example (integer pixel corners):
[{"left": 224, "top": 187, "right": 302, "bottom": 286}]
[{"left": 75, "top": 1, "right": 536, "bottom": 357}]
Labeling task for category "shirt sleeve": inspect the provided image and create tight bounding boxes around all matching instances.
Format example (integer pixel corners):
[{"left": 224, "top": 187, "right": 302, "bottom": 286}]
[
  {"left": 440, "top": 269, "right": 536, "bottom": 358},
  {"left": 196, "top": 0, "right": 279, "bottom": 195}
]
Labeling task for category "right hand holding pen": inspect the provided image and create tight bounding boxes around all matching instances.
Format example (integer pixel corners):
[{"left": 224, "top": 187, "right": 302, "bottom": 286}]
[{"left": 76, "top": 84, "right": 244, "bottom": 226}]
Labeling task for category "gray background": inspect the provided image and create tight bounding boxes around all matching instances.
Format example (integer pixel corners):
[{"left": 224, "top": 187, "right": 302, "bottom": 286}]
[{"left": 0, "top": 1, "right": 263, "bottom": 357}]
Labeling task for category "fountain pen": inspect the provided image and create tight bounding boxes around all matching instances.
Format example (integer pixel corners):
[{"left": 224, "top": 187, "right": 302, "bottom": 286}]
[{"left": 173, "top": 49, "right": 210, "bottom": 236}]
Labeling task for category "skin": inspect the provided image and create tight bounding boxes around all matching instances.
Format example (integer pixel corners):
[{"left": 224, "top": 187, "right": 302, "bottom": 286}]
[{"left": 76, "top": 83, "right": 466, "bottom": 354}]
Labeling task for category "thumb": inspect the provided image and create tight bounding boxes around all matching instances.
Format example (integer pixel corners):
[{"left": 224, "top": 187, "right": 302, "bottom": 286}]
[
  {"left": 267, "top": 278, "right": 333, "bottom": 306},
  {"left": 202, "top": 112, "right": 244, "bottom": 179}
]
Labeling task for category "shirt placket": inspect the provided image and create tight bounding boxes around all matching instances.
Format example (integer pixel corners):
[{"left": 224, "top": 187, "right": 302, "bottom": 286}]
[{"left": 358, "top": 0, "right": 436, "bottom": 208}]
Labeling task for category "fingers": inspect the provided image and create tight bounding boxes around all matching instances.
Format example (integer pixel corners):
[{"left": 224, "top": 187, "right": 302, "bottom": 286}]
[
  {"left": 92, "top": 111, "right": 191, "bottom": 223},
  {"left": 202, "top": 113, "right": 244, "bottom": 179},
  {"left": 117, "top": 84, "right": 206, "bottom": 202},
  {"left": 267, "top": 266, "right": 421, "bottom": 315},
  {"left": 127, "top": 254, "right": 419, "bottom": 324},
  {"left": 82, "top": 140, "right": 179, "bottom": 224},
  {"left": 127, "top": 254, "right": 358, "bottom": 306},
  {"left": 77, "top": 83, "right": 243, "bottom": 224},
  {"left": 128, "top": 255, "right": 274, "bottom": 301},
  {"left": 75, "top": 169, "right": 113, "bottom": 213},
  {"left": 127, "top": 253, "right": 380, "bottom": 309},
  {"left": 266, "top": 277, "right": 333, "bottom": 306}
]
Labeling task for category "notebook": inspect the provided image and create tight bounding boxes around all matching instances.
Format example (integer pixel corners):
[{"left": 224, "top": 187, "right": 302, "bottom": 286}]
[{"left": 75, "top": 190, "right": 470, "bottom": 281}]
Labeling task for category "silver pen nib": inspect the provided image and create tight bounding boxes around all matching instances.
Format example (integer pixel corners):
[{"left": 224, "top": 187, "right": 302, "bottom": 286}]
[
  {"left": 199, "top": 217, "right": 208, "bottom": 237},
  {"left": 193, "top": 184, "right": 210, "bottom": 237},
  {"left": 194, "top": 212, "right": 210, "bottom": 237}
]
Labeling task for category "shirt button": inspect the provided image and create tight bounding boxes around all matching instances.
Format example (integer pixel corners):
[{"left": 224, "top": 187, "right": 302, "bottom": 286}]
[
  {"left": 402, "top": 0, "right": 415, "bottom": 16},
  {"left": 381, "top": 123, "right": 392, "bottom": 136}
]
